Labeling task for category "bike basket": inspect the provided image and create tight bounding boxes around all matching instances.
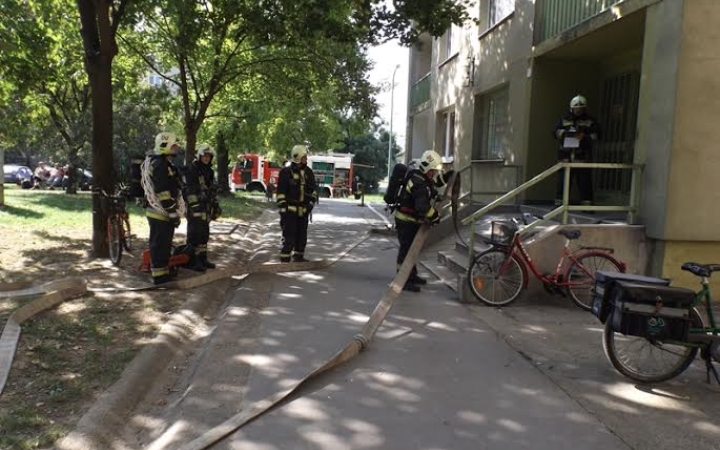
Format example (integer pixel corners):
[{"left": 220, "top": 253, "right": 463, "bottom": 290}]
[
  {"left": 489, "top": 221, "right": 518, "bottom": 246},
  {"left": 608, "top": 281, "right": 695, "bottom": 341},
  {"left": 591, "top": 272, "right": 670, "bottom": 324}
]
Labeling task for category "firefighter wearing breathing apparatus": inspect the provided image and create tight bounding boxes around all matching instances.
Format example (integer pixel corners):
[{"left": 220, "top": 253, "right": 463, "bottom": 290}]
[
  {"left": 394, "top": 150, "right": 452, "bottom": 293},
  {"left": 183, "top": 143, "right": 222, "bottom": 272},
  {"left": 276, "top": 144, "right": 318, "bottom": 263},
  {"left": 141, "top": 132, "right": 185, "bottom": 285}
]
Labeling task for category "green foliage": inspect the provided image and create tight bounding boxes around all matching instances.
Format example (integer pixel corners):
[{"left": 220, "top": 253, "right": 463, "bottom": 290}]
[{"left": 339, "top": 127, "right": 401, "bottom": 191}]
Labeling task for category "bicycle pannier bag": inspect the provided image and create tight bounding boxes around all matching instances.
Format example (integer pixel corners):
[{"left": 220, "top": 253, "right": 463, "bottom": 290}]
[
  {"left": 609, "top": 281, "right": 696, "bottom": 341},
  {"left": 592, "top": 272, "right": 670, "bottom": 323}
]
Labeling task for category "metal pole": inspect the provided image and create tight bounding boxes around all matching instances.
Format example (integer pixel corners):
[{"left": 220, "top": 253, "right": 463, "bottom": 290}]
[{"left": 388, "top": 64, "right": 400, "bottom": 180}]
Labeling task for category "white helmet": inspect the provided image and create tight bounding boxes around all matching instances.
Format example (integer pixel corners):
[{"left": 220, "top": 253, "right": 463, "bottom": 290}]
[
  {"left": 197, "top": 143, "right": 215, "bottom": 160},
  {"left": 418, "top": 150, "right": 443, "bottom": 174},
  {"left": 154, "top": 132, "right": 180, "bottom": 155},
  {"left": 570, "top": 95, "right": 587, "bottom": 109},
  {"left": 291, "top": 144, "right": 308, "bottom": 163}
]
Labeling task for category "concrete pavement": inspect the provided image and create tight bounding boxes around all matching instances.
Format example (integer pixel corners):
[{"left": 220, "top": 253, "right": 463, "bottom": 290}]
[{"left": 119, "top": 198, "right": 633, "bottom": 450}]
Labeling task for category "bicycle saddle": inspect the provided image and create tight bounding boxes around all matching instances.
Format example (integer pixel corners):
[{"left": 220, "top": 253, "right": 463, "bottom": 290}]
[
  {"left": 681, "top": 262, "right": 720, "bottom": 277},
  {"left": 558, "top": 229, "right": 582, "bottom": 240}
]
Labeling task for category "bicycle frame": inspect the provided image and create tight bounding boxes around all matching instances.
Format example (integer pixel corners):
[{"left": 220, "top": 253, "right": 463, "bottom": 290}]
[
  {"left": 500, "top": 234, "right": 600, "bottom": 289},
  {"left": 688, "top": 281, "right": 720, "bottom": 343}
]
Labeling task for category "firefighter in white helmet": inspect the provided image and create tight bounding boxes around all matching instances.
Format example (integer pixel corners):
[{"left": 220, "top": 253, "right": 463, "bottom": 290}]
[
  {"left": 141, "top": 132, "right": 184, "bottom": 285},
  {"left": 553, "top": 94, "right": 601, "bottom": 206},
  {"left": 276, "top": 144, "right": 318, "bottom": 262},
  {"left": 393, "top": 149, "right": 446, "bottom": 292},
  {"left": 182, "top": 143, "right": 221, "bottom": 271}
]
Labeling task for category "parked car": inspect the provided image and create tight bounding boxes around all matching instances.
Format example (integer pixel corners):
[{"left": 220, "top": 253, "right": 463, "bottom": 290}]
[
  {"left": 3, "top": 164, "right": 33, "bottom": 185},
  {"left": 62, "top": 168, "right": 93, "bottom": 191}
]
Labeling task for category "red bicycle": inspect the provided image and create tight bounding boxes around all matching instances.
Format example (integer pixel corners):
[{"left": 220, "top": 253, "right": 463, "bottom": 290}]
[{"left": 467, "top": 219, "right": 626, "bottom": 309}]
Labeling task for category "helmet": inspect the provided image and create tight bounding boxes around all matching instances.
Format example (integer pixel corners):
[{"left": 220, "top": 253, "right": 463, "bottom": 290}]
[
  {"left": 197, "top": 143, "right": 215, "bottom": 160},
  {"left": 570, "top": 95, "right": 587, "bottom": 109},
  {"left": 291, "top": 144, "right": 308, "bottom": 163},
  {"left": 154, "top": 132, "right": 180, "bottom": 155},
  {"left": 418, "top": 150, "right": 443, "bottom": 174}
]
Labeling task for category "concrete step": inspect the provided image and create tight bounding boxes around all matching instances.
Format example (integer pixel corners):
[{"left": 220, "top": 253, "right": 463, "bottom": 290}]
[{"left": 438, "top": 249, "right": 470, "bottom": 276}]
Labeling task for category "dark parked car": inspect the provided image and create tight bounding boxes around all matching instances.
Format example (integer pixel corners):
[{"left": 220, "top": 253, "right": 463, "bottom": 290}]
[
  {"left": 62, "top": 168, "right": 93, "bottom": 191},
  {"left": 3, "top": 164, "right": 33, "bottom": 185}
]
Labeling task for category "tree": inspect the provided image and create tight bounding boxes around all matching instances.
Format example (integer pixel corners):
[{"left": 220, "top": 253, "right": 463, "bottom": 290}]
[{"left": 340, "top": 127, "right": 400, "bottom": 192}]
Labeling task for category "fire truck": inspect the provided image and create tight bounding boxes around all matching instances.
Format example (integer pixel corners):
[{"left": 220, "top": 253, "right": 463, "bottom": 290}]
[
  {"left": 230, "top": 153, "right": 282, "bottom": 193},
  {"left": 307, "top": 153, "right": 354, "bottom": 198}
]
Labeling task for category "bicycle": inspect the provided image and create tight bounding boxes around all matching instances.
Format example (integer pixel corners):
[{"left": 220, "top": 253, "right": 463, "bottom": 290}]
[
  {"left": 601, "top": 262, "right": 720, "bottom": 384},
  {"left": 98, "top": 187, "right": 133, "bottom": 266},
  {"left": 467, "top": 219, "right": 626, "bottom": 308}
]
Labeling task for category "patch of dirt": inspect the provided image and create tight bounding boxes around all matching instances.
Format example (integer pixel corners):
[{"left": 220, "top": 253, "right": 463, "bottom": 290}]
[{"left": 0, "top": 220, "right": 257, "bottom": 450}]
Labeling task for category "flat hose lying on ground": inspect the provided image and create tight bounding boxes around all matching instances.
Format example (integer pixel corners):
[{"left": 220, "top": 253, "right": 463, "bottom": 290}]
[
  {"left": 0, "top": 237, "right": 370, "bottom": 397},
  {"left": 173, "top": 173, "right": 460, "bottom": 450}
]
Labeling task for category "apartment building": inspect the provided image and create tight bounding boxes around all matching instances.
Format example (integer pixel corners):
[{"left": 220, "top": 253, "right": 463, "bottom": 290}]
[{"left": 405, "top": 0, "right": 720, "bottom": 284}]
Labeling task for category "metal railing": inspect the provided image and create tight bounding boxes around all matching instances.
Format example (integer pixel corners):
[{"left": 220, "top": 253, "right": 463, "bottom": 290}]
[
  {"left": 461, "top": 161, "right": 643, "bottom": 261},
  {"left": 534, "top": 0, "right": 623, "bottom": 43},
  {"left": 410, "top": 73, "right": 431, "bottom": 110}
]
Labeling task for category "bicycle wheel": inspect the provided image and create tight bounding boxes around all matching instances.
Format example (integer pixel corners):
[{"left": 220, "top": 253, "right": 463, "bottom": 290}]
[
  {"left": 603, "top": 307, "right": 702, "bottom": 383},
  {"left": 566, "top": 252, "right": 623, "bottom": 311},
  {"left": 467, "top": 249, "right": 525, "bottom": 307},
  {"left": 108, "top": 216, "right": 123, "bottom": 266},
  {"left": 123, "top": 215, "right": 133, "bottom": 252}
]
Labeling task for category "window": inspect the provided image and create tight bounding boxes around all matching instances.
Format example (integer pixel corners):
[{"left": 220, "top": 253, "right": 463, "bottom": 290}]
[
  {"left": 489, "top": 0, "right": 514, "bottom": 27},
  {"left": 481, "top": 88, "right": 509, "bottom": 159},
  {"left": 439, "top": 26, "right": 455, "bottom": 61},
  {"left": 441, "top": 111, "right": 456, "bottom": 160}
]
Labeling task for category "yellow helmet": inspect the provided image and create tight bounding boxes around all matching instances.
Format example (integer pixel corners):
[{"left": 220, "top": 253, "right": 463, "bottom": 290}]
[
  {"left": 154, "top": 132, "right": 180, "bottom": 155},
  {"left": 291, "top": 144, "right": 308, "bottom": 163},
  {"left": 418, "top": 150, "right": 442, "bottom": 174}
]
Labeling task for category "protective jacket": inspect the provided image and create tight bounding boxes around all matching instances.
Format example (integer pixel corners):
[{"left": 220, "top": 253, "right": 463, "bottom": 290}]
[
  {"left": 183, "top": 159, "right": 218, "bottom": 222},
  {"left": 145, "top": 155, "right": 182, "bottom": 222},
  {"left": 276, "top": 162, "right": 318, "bottom": 217},
  {"left": 553, "top": 112, "right": 600, "bottom": 157},
  {"left": 393, "top": 169, "right": 439, "bottom": 224}
]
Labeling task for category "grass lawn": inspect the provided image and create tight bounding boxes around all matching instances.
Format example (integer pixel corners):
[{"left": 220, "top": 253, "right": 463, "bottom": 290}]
[{"left": 0, "top": 184, "right": 272, "bottom": 449}]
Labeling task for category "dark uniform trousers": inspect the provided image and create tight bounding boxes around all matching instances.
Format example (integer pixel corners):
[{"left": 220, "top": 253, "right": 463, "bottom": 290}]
[
  {"left": 556, "top": 150, "right": 593, "bottom": 203},
  {"left": 187, "top": 217, "right": 210, "bottom": 256},
  {"left": 395, "top": 218, "right": 421, "bottom": 279},
  {"left": 281, "top": 211, "right": 309, "bottom": 259},
  {"left": 148, "top": 218, "right": 175, "bottom": 276}
]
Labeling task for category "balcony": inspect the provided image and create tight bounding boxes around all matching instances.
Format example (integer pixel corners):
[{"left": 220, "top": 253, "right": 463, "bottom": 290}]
[
  {"left": 410, "top": 73, "right": 431, "bottom": 111},
  {"left": 534, "top": 0, "right": 624, "bottom": 43}
]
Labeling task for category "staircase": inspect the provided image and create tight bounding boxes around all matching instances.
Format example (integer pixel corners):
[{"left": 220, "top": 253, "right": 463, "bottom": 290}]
[{"left": 422, "top": 203, "right": 647, "bottom": 304}]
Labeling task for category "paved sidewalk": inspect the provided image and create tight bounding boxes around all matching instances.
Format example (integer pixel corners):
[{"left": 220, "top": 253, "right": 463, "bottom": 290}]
[{"left": 122, "top": 199, "right": 629, "bottom": 450}]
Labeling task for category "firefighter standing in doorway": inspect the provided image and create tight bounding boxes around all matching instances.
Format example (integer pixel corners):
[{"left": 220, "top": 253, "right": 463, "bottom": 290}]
[
  {"left": 276, "top": 144, "right": 318, "bottom": 263},
  {"left": 553, "top": 94, "right": 601, "bottom": 206},
  {"left": 183, "top": 143, "right": 222, "bottom": 272},
  {"left": 141, "top": 132, "right": 185, "bottom": 285},
  {"left": 394, "top": 150, "right": 453, "bottom": 292}
]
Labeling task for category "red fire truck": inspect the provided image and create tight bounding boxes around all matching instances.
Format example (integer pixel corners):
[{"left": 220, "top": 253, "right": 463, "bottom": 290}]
[
  {"left": 230, "top": 154, "right": 282, "bottom": 193},
  {"left": 308, "top": 153, "right": 354, "bottom": 198}
]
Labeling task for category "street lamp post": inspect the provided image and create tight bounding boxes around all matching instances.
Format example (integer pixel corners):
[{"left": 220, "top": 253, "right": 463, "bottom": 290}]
[{"left": 388, "top": 64, "right": 400, "bottom": 180}]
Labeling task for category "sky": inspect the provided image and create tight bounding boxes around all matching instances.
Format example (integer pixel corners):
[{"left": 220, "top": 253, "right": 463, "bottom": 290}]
[{"left": 367, "top": 40, "right": 409, "bottom": 151}]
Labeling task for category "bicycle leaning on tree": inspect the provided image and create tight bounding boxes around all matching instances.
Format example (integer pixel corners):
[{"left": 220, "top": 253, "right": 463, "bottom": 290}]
[
  {"left": 467, "top": 218, "right": 626, "bottom": 309},
  {"left": 97, "top": 186, "right": 133, "bottom": 266}
]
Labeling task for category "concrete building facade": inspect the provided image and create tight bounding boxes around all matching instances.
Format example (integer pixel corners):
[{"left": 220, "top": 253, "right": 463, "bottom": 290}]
[{"left": 405, "top": 0, "right": 720, "bottom": 287}]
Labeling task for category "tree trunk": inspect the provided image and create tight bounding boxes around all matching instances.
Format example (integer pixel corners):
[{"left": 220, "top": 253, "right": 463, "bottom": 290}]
[
  {"left": 77, "top": 0, "right": 116, "bottom": 257},
  {"left": 0, "top": 148, "right": 5, "bottom": 208},
  {"left": 215, "top": 131, "right": 230, "bottom": 195}
]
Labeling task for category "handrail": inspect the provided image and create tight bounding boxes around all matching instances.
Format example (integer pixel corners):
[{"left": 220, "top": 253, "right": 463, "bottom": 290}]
[{"left": 463, "top": 161, "right": 643, "bottom": 262}]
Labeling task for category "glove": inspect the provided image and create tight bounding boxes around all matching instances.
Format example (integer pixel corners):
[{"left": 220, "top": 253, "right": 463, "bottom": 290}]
[
  {"left": 427, "top": 210, "right": 440, "bottom": 226},
  {"left": 307, "top": 201, "right": 315, "bottom": 213},
  {"left": 168, "top": 212, "right": 180, "bottom": 228}
]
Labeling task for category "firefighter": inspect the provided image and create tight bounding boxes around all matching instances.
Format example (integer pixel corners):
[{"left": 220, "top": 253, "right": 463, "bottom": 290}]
[
  {"left": 183, "top": 143, "right": 222, "bottom": 271},
  {"left": 393, "top": 150, "right": 445, "bottom": 292},
  {"left": 553, "top": 95, "right": 600, "bottom": 206},
  {"left": 141, "top": 132, "right": 185, "bottom": 285},
  {"left": 276, "top": 144, "right": 318, "bottom": 262}
]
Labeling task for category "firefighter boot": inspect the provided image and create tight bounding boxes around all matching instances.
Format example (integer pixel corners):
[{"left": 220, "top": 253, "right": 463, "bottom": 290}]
[
  {"left": 188, "top": 255, "right": 207, "bottom": 272},
  {"left": 402, "top": 282, "right": 421, "bottom": 293},
  {"left": 153, "top": 274, "right": 173, "bottom": 286},
  {"left": 409, "top": 274, "right": 427, "bottom": 285},
  {"left": 200, "top": 254, "right": 216, "bottom": 269},
  {"left": 292, "top": 253, "right": 309, "bottom": 263}
]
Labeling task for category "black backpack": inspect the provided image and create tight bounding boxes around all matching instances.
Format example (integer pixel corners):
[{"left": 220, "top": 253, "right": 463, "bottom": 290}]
[{"left": 383, "top": 162, "right": 409, "bottom": 210}]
